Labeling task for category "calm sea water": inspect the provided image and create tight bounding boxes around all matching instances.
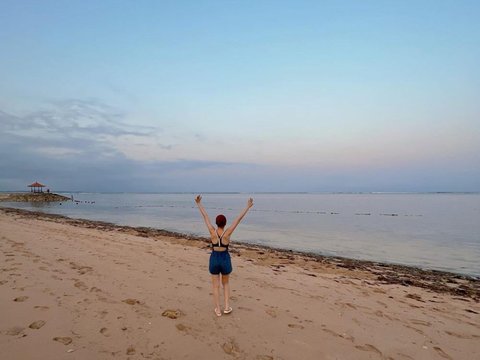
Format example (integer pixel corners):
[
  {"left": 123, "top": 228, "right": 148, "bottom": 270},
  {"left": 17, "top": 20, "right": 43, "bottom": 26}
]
[{"left": 2, "top": 193, "right": 479, "bottom": 277}]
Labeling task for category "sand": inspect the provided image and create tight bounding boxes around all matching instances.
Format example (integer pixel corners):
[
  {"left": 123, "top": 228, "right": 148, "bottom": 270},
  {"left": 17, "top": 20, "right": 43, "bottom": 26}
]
[{"left": 0, "top": 208, "right": 479, "bottom": 359}]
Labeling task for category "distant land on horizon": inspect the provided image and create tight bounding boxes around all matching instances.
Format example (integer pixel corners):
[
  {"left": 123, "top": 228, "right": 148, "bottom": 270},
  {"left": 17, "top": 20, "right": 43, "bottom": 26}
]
[{"left": 2, "top": 190, "right": 479, "bottom": 195}]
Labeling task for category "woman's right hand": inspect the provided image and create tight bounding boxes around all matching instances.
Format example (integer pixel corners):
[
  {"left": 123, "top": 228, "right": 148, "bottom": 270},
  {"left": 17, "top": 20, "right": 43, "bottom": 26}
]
[
  {"left": 247, "top": 198, "right": 254, "bottom": 208},
  {"left": 195, "top": 195, "right": 202, "bottom": 204}
]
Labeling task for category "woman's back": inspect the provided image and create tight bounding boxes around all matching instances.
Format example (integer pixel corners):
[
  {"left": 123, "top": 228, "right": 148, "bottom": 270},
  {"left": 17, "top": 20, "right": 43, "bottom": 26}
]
[{"left": 210, "top": 228, "right": 230, "bottom": 249}]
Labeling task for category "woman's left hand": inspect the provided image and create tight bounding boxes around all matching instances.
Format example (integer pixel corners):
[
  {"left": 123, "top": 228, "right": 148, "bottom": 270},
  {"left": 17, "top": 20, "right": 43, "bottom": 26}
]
[{"left": 195, "top": 195, "right": 202, "bottom": 204}]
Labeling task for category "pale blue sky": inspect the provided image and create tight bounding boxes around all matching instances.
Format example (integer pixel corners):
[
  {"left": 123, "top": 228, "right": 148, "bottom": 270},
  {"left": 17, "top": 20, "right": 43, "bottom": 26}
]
[{"left": 1, "top": 1, "right": 479, "bottom": 192}]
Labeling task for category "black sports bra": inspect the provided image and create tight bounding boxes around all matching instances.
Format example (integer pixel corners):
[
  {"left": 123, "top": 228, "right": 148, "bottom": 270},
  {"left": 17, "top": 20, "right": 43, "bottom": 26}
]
[{"left": 212, "top": 230, "right": 229, "bottom": 250}]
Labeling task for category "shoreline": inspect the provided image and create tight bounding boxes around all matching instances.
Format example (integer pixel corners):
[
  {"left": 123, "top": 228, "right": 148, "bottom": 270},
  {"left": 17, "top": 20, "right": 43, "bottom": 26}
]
[{"left": 1, "top": 206, "right": 478, "bottom": 301}]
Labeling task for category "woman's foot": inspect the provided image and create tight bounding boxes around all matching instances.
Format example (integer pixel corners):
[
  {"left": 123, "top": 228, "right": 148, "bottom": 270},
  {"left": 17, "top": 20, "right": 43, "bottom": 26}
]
[
  {"left": 223, "top": 306, "right": 233, "bottom": 314},
  {"left": 214, "top": 307, "right": 222, "bottom": 317}
]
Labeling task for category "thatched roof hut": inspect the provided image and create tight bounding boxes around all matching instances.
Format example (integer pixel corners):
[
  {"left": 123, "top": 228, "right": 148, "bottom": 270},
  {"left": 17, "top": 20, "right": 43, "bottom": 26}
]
[{"left": 28, "top": 181, "right": 46, "bottom": 193}]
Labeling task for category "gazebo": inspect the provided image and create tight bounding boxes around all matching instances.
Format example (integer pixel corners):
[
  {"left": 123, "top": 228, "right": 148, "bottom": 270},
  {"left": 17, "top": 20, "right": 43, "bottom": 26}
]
[{"left": 28, "top": 181, "right": 46, "bottom": 193}]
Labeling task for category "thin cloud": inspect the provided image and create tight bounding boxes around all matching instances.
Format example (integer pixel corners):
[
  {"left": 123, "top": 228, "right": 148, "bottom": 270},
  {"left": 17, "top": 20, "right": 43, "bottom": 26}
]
[
  {"left": 0, "top": 99, "right": 170, "bottom": 159},
  {"left": 0, "top": 99, "right": 261, "bottom": 191}
]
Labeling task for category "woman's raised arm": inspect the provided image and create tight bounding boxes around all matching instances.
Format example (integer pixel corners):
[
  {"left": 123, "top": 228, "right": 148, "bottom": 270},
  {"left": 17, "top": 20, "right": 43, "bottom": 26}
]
[
  {"left": 225, "top": 198, "right": 253, "bottom": 236},
  {"left": 195, "top": 195, "right": 215, "bottom": 233}
]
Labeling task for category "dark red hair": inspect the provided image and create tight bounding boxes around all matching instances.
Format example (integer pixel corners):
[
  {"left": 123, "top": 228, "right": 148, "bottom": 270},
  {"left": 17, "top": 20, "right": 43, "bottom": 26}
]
[{"left": 215, "top": 214, "right": 227, "bottom": 228}]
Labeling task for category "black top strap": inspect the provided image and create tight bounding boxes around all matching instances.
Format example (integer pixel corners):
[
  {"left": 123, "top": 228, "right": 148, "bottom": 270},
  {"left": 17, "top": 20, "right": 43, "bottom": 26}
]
[{"left": 212, "top": 229, "right": 228, "bottom": 249}]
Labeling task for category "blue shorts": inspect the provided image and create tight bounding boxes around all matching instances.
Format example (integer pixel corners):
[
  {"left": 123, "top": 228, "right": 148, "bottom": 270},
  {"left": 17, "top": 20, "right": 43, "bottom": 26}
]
[{"left": 209, "top": 251, "right": 232, "bottom": 275}]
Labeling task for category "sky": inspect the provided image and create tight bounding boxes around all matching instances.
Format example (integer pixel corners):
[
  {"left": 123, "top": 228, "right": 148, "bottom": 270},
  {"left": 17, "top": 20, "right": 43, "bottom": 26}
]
[{"left": 1, "top": 0, "right": 479, "bottom": 192}]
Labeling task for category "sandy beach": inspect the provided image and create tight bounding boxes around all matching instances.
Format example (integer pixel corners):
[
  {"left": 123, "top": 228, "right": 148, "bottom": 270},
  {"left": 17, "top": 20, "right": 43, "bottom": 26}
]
[{"left": 0, "top": 208, "right": 479, "bottom": 359}]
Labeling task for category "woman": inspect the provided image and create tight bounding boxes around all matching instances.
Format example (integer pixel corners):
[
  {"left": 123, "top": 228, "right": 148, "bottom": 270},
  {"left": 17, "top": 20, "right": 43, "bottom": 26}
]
[{"left": 195, "top": 195, "right": 254, "bottom": 317}]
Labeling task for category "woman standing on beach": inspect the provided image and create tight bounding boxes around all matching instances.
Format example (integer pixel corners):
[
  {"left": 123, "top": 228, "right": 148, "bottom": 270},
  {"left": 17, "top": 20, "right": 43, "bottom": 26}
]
[{"left": 195, "top": 195, "right": 254, "bottom": 317}]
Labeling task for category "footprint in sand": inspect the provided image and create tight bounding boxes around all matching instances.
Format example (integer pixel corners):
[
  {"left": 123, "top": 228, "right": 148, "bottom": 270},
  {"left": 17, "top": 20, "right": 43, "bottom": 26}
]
[
  {"left": 74, "top": 281, "right": 88, "bottom": 291},
  {"left": 122, "top": 298, "right": 142, "bottom": 305},
  {"left": 405, "top": 324, "right": 424, "bottom": 335},
  {"left": 69, "top": 262, "right": 93, "bottom": 275},
  {"left": 97, "top": 295, "right": 115, "bottom": 304},
  {"left": 53, "top": 337, "right": 73, "bottom": 345},
  {"left": 256, "top": 356, "right": 274, "bottom": 360},
  {"left": 222, "top": 338, "right": 241, "bottom": 356},
  {"left": 344, "top": 302, "right": 357, "bottom": 310},
  {"left": 99, "top": 327, "right": 111, "bottom": 337},
  {"left": 355, "top": 344, "right": 383, "bottom": 356},
  {"left": 407, "top": 303, "right": 423, "bottom": 309},
  {"left": 264, "top": 308, "right": 277, "bottom": 318},
  {"left": 288, "top": 324, "right": 305, "bottom": 329},
  {"left": 405, "top": 293, "right": 424, "bottom": 302},
  {"left": 96, "top": 310, "right": 109, "bottom": 319},
  {"left": 122, "top": 299, "right": 141, "bottom": 305},
  {"left": 465, "top": 308, "right": 479, "bottom": 314},
  {"left": 176, "top": 323, "right": 191, "bottom": 333},
  {"left": 395, "top": 353, "right": 414, "bottom": 360},
  {"left": 126, "top": 346, "right": 136, "bottom": 355},
  {"left": 34, "top": 306, "right": 50, "bottom": 311},
  {"left": 162, "top": 309, "right": 183, "bottom": 319},
  {"left": 5, "top": 326, "right": 25, "bottom": 336},
  {"left": 238, "top": 306, "right": 253, "bottom": 312},
  {"left": 14, "top": 296, "right": 29, "bottom": 302},
  {"left": 376, "top": 300, "right": 387, "bottom": 308},
  {"left": 29, "top": 320, "right": 46, "bottom": 329},
  {"left": 445, "top": 330, "right": 473, "bottom": 339},
  {"left": 339, "top": 333, "right": 355, "bottom": 342},
  {"left": 322, "top": 328, "right": 342, "bottom": 338},
  {"left": 433, "top": 346, "right": 453, "bottom": 359},
  {"left": 410, "top": 319, "right": 431, "bottom": 327}
]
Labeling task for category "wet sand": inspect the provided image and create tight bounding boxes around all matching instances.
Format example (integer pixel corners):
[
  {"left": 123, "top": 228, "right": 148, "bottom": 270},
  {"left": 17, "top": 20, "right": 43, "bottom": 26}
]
[{"left": 0, "top": 208, "right": 479, "bottom": 359}]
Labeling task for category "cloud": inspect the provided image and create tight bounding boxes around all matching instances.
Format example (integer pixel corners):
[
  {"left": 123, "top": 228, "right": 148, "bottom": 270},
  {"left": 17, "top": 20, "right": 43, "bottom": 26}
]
[
  {"left": 0, "top": 99, "right": 263, "bottom": 192},
  {"left": 0, "top": 99, "right": 167, "bottom": 160},
  {"left": 3, "top": 98, "right": 154, "bottom": 136}
]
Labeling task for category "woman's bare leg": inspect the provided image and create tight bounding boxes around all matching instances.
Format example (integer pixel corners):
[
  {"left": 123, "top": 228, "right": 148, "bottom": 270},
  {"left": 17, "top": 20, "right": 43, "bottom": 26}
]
[
  {"left": 221, "top": 274, "right": 230, "bottom": 310},
  {"left": 211, "top": 275, "right": 221, "bottom": 314}
]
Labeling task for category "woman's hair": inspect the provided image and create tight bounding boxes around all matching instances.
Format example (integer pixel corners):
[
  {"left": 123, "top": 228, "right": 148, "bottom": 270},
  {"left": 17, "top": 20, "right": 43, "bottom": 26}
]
[{"left": 215, "top": 214, "right": 227, "bottom": 228}]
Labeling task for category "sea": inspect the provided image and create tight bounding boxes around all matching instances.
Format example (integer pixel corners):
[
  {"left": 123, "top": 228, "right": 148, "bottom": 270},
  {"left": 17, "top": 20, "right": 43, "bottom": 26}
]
[{"left": 2, "top": 192, "right": 479, "bottom": 277}]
